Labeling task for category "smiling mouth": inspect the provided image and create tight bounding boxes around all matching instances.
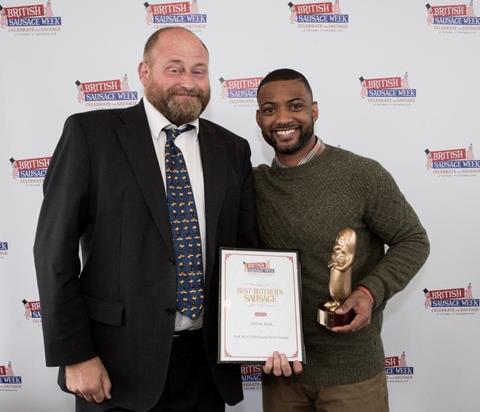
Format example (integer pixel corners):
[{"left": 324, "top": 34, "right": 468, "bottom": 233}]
[
  {"left": 174, "top": 94, "right": 199, "bottom": 98},
  {"left": 276, "top": 128, "right": 296, "bottom": 135},
  {"left": 273, "top": 127, "right": 299, "bottom": 139}
]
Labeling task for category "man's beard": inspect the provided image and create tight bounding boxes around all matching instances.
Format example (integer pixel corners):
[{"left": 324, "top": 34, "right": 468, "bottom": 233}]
[
  {"left": 264, "top": 120, "right": 315, "bottom": 155},
  {"left": 147, "top": 85, "right": 210, "bottom": 125}
]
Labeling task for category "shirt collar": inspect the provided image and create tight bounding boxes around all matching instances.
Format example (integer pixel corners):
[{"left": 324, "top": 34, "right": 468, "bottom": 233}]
[
  {"left": 143, "top": 97, "right": 199, "bottom": 140},
  {"left": 274, "top": 136, "right": 323, "bottom": 168}
]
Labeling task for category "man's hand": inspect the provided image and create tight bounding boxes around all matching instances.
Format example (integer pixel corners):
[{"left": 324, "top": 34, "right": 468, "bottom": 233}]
[
  {"left": 263, "top": 351, "right": 303, "bottom": 377},
  {"left": 66, "top": 356, "right": 112, "bottom": 403},
  {"left": 331, "top": 289, "right": 373, "bottom": 333}
]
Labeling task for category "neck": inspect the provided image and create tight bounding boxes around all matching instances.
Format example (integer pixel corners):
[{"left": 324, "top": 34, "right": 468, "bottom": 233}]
[{"left": 276, "top": 135, "right": 318, "bottom": 167}]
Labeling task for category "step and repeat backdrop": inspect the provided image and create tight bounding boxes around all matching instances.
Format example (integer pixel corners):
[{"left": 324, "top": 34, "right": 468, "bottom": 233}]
[{"left": 1, "top": 0, "right": 479, "bottom": 411}]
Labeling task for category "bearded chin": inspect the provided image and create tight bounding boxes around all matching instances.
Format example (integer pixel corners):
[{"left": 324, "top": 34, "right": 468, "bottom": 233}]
[
  {"left": 148, "top": 88, "right": 210, "bottom": 126},
  {"left": 165, "top": 96, "right": 203, "bottom": 125},
  {"left": 268, "top": 123, "right": 314, "bottom": 155}
]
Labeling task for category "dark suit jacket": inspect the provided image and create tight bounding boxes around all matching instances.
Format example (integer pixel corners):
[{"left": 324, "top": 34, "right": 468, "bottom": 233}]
[{"left": 33, "top": 101, "right": 258, "bottom": 412}]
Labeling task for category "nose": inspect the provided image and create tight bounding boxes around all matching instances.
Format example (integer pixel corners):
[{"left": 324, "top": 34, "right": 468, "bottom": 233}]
[
  {"left": 179, "top": 71, "right": 196, "bottom": 90},
  {"left": 273, "top": 106, "right": 294, "bottom": 125}
]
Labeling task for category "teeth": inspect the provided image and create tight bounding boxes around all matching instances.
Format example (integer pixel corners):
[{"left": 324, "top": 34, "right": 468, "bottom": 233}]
[{"left": 276, "top": 129, "right": 296, "bottom": 135}]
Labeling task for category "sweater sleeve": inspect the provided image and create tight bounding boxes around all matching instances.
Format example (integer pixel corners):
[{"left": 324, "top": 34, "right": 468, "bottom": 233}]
[{"left": 357, "top": 161, "right": 430, "bottom": 309}]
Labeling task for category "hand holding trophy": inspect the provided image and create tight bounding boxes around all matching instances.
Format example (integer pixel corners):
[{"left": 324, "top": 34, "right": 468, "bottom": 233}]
[{"left": 317, "top": 228, "right": 357, "bottom": 329}]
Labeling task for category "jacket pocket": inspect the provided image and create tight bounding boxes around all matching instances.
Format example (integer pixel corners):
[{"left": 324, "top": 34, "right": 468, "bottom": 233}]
[{"left": 83, "top": 293, "right": 124, "bottom": 326}]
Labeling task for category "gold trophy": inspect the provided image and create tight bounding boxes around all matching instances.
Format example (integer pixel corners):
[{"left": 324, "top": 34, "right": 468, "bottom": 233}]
[{"left": 317, "top": 228, "right": 356, "bottom": 329}]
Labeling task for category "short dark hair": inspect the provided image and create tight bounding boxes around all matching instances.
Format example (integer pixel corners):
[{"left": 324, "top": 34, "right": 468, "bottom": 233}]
[
  {"left": 257, "top": 68, "right": 313, "bottom": 98},
  {"left": 143, "top": 26, "right": 208, "bottom": 63}
]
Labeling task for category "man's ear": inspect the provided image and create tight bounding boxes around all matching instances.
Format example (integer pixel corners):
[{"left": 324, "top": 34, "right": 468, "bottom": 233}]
[
  {"left": 138, "top": 61, "right": 149, "bottom": 87},
  {"left": 312, "top": 101, "right": 319, "bottom": 122}
]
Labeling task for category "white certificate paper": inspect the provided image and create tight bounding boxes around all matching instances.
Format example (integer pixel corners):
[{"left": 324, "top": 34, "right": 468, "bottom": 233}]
[{"left": 219, "top": 248, "right": 304, "bottom": 363}]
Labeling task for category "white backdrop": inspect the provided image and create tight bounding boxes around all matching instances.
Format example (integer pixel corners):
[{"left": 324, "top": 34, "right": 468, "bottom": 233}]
[{"left": 1, "top": 1, "right": 479, "bottom": 411}]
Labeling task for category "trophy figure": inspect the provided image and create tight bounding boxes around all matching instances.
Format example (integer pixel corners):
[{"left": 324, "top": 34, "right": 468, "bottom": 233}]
[{"left": 317, "top": 228, "right": 356, "bottom": 329}]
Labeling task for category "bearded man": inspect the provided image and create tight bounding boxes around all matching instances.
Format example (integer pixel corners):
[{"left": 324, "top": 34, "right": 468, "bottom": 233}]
[{"left": 34, "top": 27, "right": 258, "bottom": 412}]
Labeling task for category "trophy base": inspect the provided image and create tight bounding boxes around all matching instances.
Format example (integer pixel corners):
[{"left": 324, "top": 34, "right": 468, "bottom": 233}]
[{"left": 317, "top": 303, "right": 355, "bottom": 329}]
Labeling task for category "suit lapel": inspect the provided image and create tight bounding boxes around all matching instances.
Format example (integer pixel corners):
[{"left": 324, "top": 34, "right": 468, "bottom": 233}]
[
  {"left": 198, "top": 119, "right": 227, "bottom": 288},
  {"left": 114, "top": 107, "right": 226, "bottom": 290},
  {"left": 114, "top": 101, "right": 174, "bottom": 258}
]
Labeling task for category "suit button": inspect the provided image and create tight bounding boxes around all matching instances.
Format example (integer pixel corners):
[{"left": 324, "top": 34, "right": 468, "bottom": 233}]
[
  {"left": 169, "top": 257, "right": 175, "bottom": 266},
  {"left": 165, "top": 307, "right": 176, "bottom": 315}
]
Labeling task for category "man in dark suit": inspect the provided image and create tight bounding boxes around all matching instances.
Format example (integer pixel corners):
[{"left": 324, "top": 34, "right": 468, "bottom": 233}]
[{"left": 33, "top": 27, "right": 258, "bottom": 412}]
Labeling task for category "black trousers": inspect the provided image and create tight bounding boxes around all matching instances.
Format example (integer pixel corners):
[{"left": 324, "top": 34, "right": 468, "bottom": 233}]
[{"left": 76, "top": 329, "right": 225, "bottom": 412}]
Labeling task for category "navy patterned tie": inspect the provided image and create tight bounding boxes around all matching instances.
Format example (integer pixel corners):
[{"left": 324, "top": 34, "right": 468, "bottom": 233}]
[{"left": 164, "top": 125, "right": 204, "bottom": 320}]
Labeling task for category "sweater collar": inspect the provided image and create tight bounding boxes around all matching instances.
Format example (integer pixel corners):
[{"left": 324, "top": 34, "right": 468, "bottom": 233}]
[
  {"left": 270, "top": 143, "right": 331, "bottom": 177},
  {"left": 274, "top": 137, "right": 324, "bottom": 168}
]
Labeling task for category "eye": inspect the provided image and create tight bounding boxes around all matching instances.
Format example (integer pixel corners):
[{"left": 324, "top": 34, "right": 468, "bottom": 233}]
[
  {"left": 166, "top": 65, "right": 183, "bottom": 74},
  {"left": 261, "top": 106, "right": 275, "bottom": 115},
  {"left": 290, "top": 102, "right": 304, "bottom": 111},
  {"left": 192, "top": 68, "right": 207, "bottom": 77}
]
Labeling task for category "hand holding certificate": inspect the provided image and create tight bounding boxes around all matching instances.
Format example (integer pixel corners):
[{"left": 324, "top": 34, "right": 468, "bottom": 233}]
[{"left": 218, "top": 248, "right": 305, "bottom": 363}]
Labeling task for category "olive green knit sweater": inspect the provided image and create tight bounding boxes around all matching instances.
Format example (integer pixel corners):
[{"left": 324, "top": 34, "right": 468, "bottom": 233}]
[{"left": 254, "top": 145, "right": 429, "bottom": 385}]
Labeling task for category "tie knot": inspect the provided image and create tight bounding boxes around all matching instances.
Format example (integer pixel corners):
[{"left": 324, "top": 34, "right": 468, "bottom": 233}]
[{"left": 164, "top": 125, "right": 194, "bottom": 143}]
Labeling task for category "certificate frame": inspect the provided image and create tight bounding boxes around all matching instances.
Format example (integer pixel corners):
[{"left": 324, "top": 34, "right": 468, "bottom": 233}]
[{"left": 218, "top": 247, "right": 305, "bottom": 364}]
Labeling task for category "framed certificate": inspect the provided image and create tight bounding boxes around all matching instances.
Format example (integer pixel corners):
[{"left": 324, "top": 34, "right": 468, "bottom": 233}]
[{"left": 218, "top": 248, "right": 305, "bottom": 363}]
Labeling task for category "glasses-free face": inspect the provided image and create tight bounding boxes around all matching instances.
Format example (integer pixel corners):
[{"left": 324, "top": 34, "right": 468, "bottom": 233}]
[
  {"left": 139, "top": 29, "right": 210, "bottom": 126},
  {"left": 256, "top": 80, "right": 318, "bottom": 156}
]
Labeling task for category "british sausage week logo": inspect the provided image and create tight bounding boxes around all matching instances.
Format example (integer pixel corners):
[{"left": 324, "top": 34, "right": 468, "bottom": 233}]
[
  {"left": 243, "top": 261, "right": 275, "bottom": 274},
  {"left": 10, "top": 156, "right": 51, "bottom": 185},
  {"left": 288, "top": 1, "right": 349, "bottom": 31},
  {"left": 0, "top": 241, "right": 7, "bottom": 258},
  {"left": 241, "top": 365, "right": 262, "bottom": 390},
  {"left": 425, "top": 144, "right": 479, "bottom": 176},
  {"left": 75, "top": 75, "right": 138, "bottom": 109},
  {"left": 359, "top": 73, "right": 416, "bottom": 105},
  {"left": 424, "top": 283, "right": 479, "bottom": 314},
  {"left": 22, "top": 299, "right": 41, "bottom": 324},
  {"left": 426, "top": 1, "right": 480, "bottom": 32},
  {"left": 219, "top": 76, "right": 263, "bottom": 107},
  {"left": 0, "top": 361, "right": 22, "bottom": 391},
  {"left": 144, "top": 0, "right": 206, "bottom": 30},
  {"left": 385, "top": 351, "right": 414, "bottom": 383},
  {"left": 0, "top": 1, "right": 61, "bottom": 34}
]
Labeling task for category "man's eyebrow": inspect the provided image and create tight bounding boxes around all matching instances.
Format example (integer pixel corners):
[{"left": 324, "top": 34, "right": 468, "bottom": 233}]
[
  {"left": 164, "top": 59, "right": 184, "bottom": 65},
  {"left": 260, "top": 97, "right": 306, "bottom": 107}
]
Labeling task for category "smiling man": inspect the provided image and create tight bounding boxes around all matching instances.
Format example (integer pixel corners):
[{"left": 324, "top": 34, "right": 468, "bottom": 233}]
[
  {"left": 34, "top": 27, "right": 258, "bottom": 412},
  {"left": 254, "top": 69, "right": 430, "bottom": 412}
]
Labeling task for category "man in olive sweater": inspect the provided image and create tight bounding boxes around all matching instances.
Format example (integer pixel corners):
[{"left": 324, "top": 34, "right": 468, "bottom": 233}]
[{"left": 255, "top": 69, "right": 430, "bottom": 412}]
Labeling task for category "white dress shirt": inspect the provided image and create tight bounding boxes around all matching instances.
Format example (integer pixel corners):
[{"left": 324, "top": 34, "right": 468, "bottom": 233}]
[{"left": 143, "top": 97, "right": 206, "bottom": 331}]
